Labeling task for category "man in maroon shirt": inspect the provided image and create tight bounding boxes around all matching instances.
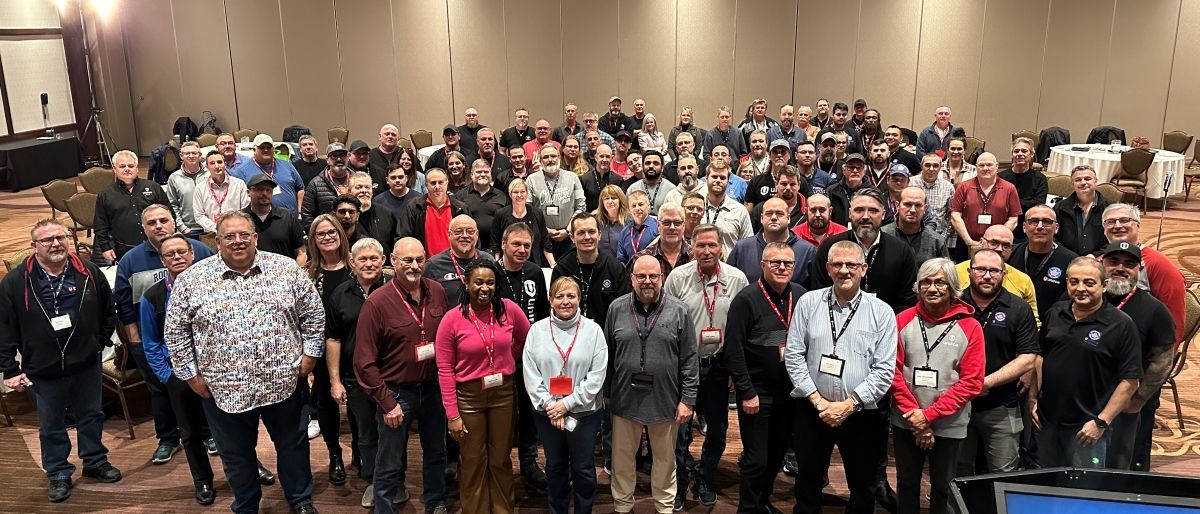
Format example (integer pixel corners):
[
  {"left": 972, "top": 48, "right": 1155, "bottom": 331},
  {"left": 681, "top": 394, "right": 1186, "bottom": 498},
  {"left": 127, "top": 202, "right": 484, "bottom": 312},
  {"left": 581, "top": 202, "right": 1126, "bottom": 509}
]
[
  {"left": 354, "top": 238, "right": 451, "bottom": 513},
  {"left": 949, "top": 152, "right": 1021, "bottom": 262}
]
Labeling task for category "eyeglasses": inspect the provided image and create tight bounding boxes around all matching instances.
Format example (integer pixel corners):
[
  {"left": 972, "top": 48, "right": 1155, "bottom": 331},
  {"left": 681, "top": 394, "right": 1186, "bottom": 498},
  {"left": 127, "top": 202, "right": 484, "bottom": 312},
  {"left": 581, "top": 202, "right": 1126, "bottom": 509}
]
[
  {"left": 161, "top": 249, "right": 192, "bottom": 258},
  {"left": 1025, "top": 217, "right": 1056, "bottom": 227},
  {"left": 33, "top": 235, "right": 69, "bottom": 246},
  {"left": 828, "top": 261, "right": 863, "bottom": 270},
  {"left": 315, "top": 230, "right": 339, "bottom": 240},
  {"left": 395, "top": 256, "right": 426, "bottom": 266},
  {"left": 450, "top": 228, "right": 477, "bottom": 237},
  {"left": 981, "top": 238, "right": 1013, "bottom": 250},
  {"left": 969, "top": 266, "right": 1004, "bottom": 277},
  {"left": 763, "top": 260, "right": 795, "bottom": 269},
  {"left": 220, "top": 232, "right": 254, "bottom": 243},
  {"left": 1102, "top": 217, "right": 1136, "bottom": 227},
  {"left": 918, "top": 279, "right": 950, "bottom": 289},
  {"left": 659, "top": 220, "right": 683, "bottom": 227},
  {"left": 633, "top": 273, "right": 662, "bottom": 282}
]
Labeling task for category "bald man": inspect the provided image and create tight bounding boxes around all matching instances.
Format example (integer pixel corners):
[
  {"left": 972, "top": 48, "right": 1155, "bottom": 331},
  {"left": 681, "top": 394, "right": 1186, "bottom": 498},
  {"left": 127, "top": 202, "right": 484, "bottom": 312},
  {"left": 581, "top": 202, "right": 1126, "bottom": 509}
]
[
  {"left": 369, "top": 124, "right": 403, "bottom": 185},
  {"left": 949, "top": 152, "right": 1021, "bottom": 262},
  {"left": 422, "top": 215, "right": 497, "bottom": 302},
  {"left": 953, "top": 225, "right": 1040, "bottom": 326}
]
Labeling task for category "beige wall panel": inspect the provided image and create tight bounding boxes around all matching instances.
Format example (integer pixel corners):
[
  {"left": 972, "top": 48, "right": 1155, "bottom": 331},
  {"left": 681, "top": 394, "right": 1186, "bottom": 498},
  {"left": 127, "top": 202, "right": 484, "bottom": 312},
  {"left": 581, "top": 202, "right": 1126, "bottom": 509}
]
[
  {"left": 1102, "top": 0, "right": 1179, "bottom": 145},
  {"left": 913, "top": 0, "right": 985, "bottom": 135},
  {"left": 224, "top": 0, "right": 290, "bottom": 137},
  {"left": 446, "top": 0, "right": 509, "bottom": 129},
  {"left": 975, "top": 0, "right": 1049, "bottom": 151},
  {"left": 279, "top": 0, "right": 343, "bottom": 146},
  {"left": 1165, "top": 0, "right": 1200, "bottom": 146},
  {"left": 123, "top": 0, "right": 183, "bottom": 153},
  {"left": 1036, "top": 0, "right": 1114, "bottom": 142},
  {"left": 89, "top": 8, "right": 137, "bottom": 152},
  {"left": 853, "top": 0, "right": 920, "bottom": 130},
  {"left": 393, "top": 0, "right": 452, "bottom": 135},
  {"left": 334, "top": 0, "right": 399, "bottom": 146},
  {"left": 733, "top": 0, "right": 796, "bottom": 115},
  {"left": 676, "top": 0, "right": 736, "bottom": 125},
  {"left": 618, "top": 0, "right": 676, "bottom": 123},
  {"left": 792, "top": 0, "right": 858, "bottom": 107},
  {"left": 171, "top": 0, "right": 236, "bottom": 137},
  {"left": 561, "top": 0, "right": 618, "bottom": 116},
  {"left": 504, "top": 0, "right": 563, "bottom": 125}
]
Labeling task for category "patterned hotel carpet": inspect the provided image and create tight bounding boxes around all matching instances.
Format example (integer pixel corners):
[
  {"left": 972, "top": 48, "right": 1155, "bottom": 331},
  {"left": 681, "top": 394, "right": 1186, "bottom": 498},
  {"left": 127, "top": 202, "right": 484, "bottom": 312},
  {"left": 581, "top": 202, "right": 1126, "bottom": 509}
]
[{"left": 1, "top": 181, "right": 1199, "bottom": 513}]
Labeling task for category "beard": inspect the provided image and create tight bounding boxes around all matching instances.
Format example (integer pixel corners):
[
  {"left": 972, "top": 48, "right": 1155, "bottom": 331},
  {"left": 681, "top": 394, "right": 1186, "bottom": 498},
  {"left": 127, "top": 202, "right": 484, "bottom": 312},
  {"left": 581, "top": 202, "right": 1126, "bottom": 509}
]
[
  {"left": 1107, "top": 277, "right": 1135, "bottom": 296},
  {"left": 681, "top": 174, "right": 698, "bottom": 190},
  {"left": 809, "top": 216, "right": 828, "bottom": 230},
  {"left": 542, "top": 165, "right": 560, "bottom": 175},
  {"left": 853, "top": 224, "right": 878, "bottom": 242}
]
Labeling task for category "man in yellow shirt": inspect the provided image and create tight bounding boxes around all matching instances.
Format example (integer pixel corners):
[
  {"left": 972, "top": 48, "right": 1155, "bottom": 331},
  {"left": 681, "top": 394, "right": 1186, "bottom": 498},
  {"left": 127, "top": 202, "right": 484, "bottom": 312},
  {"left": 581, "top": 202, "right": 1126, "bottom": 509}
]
[{"left": 954, "top": 225, "right": 1040, "bottom": 326}]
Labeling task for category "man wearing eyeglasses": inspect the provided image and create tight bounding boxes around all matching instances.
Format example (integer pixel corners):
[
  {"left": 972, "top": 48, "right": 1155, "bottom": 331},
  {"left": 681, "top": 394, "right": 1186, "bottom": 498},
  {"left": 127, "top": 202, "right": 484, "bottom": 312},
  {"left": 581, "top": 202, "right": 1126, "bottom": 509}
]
[
  {"left": 956, "top": 250, "right": 1038, "bottom": 476},
  {"left": 949, "top": 152, "right": 1021, "bottom": 262},
  {"left": 1, "top": 219, "right": 121, "bottom": 503},
  {"left": 1101, "top": 203, "right": 1187, "bottom": 351},
  {"left": 423, "top": 215, "right": 497, "bottom": 303},
  {"left": 1008, "top": 205, "right": 1078, "bottom": 321},
  {"left": 725, "top": 242, "right": 807, "bottom": 514},
  {"left": 729, "top": 197, "right": 817, "bottom": 286},
  {"left": 166, "top": 141, "right": 208, "bottom": 237},
  {"left": 952, "top": 225, "right": 1040, "bottom": 326},
  {"left": 354, "top": 237, "right": 452, "bottom": 514},
  {"left": 786, "top": 240, "right": 898, "bottom": 514},
  {"left": 114, "top": 204, "right": 216, "bottom": 466},
  {"left": 164, "top": 211, "right": 325, "bottom": 514}
]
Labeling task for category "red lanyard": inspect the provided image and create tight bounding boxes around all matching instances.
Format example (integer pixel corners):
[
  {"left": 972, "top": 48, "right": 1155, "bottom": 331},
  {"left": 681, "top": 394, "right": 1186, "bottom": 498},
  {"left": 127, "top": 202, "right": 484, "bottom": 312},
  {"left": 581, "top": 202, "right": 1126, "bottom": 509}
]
[
  {"left": 450, "top": 253, "right": 474, "bottom": 286},
  {"left": 630, "top": 224, "right": 646, "bottom": 253},
  {"left": 699, "top": 264, "right": 720, "bottom": 326},
  {"left": 393, "top": 280, "right": 428, "bottom": 343},
  {"left": 757, "top": 280, "right": 792, "bottom": 328},
  {"left": 208, "top": 178, "right": 230, "bottom": 210},
  {"left": 549, "top": 315, "right": 582, "bottom": 374},
  {"left": 254, "top": 159, "right": 276, "bottom": 179},
  {"left": 469, "top": 309, "right": 497, "bottom": 371},
  {"left": 1116, "top": 288, "right": 1137, "bottom": 310}
]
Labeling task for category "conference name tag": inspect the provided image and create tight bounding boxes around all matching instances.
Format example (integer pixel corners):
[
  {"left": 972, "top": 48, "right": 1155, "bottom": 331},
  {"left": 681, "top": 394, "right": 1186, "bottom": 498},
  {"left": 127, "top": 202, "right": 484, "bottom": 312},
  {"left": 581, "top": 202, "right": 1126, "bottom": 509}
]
[
  {"left": 914, "top": 367, "right": 939, "bottom": 388},
  {"left": 549, "top": 375, "right": 573, "bottom": 396},
  {"left": 415, "top": 342, "right": 435, "bottom": 362},
  {"left": 546, "top": 205, "right": 560, "bottom": 216},
  {"left": 482, "top": 372, "right": 503, "bottom": 389},
  {"left": 700, "top": 327, "right": 722, "bottom": 346},
  {"left": 819, "top": 354, "right": 844, "bottom": 377},
  {"left": 273, "top": 186, "right": 282, "bottom": 196},
  {"left": 50, "top": 315, "right": 72, "bottom": 331},
  {"left": 976, "top": 214, "right": 992, "bottom": 225}
]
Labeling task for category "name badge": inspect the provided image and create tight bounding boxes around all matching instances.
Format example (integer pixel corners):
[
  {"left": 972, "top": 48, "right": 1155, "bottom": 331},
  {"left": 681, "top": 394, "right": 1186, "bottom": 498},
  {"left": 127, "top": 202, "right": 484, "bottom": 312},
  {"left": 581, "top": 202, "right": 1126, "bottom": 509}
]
[
  {"left": 914, "top": 367, "right": 939, "bottom": 388},
  {"left": 819, "top": 354, "right": 844, "bottom": 377},
  {"left": 700, "top": 327, "right": 723, "bottom": 349},
  {"left": 546, "top": 205, "right": 560, "bottom": 216},
  {"left": 272, "top": 185, "right": 283, "bottom": 196},
  {"left": 415, "top": 342, "right": 435, "bottom": 362},
  {"left": 549, "top": 375, "right": 573, "bottom": 396},
  {"left": 50, "top": 314, "right": 72, "bottom": 331},
  {"left": 631, "top": 372, "right": 655, "bottom": 389},
  {"left": 482, "top": 372, "right": 504, "bottom": 389},
  {"left": 976, "top": 214, "right": 992, "bottom": 225}
]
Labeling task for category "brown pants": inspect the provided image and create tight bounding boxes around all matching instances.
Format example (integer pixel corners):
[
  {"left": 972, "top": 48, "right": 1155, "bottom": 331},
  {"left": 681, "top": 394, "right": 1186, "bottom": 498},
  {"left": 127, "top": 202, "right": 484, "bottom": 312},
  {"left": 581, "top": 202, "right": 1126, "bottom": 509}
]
[{"left": 457, "top": 375, "right": 516, "bottom": 514}]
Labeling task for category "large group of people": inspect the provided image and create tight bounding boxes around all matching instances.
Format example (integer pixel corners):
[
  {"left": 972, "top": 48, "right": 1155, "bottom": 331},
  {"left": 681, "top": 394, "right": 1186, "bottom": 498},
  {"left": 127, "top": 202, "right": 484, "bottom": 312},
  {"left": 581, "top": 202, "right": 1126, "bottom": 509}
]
[{"left": 0, "top": 96, "right": 1189, "bottom": 514}]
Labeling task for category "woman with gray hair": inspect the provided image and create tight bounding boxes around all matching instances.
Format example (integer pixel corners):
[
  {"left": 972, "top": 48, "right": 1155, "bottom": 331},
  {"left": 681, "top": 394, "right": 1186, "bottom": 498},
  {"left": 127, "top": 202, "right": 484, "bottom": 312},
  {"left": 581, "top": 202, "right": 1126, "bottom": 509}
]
[{"left": 890, "top": 257, "right": 986, "bottom": 514}]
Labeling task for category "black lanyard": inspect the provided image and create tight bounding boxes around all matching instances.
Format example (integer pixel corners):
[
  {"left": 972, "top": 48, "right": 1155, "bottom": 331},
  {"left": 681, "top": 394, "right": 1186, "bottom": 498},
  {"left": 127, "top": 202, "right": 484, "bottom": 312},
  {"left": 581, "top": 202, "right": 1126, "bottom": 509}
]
[
  {"left": 1023, "top": 245, "right": 1056, "bottom": 277},
  {"left": 43, "top": 269, "right": 67, "bottom": 316},
  {"left": 505, "top": 268, "right": 525, "bottom": 307},
  {"left": 631, "top": 296, "right": 664, "bottom": 372},
  {"left": 575, "top": 265, "right": 594, "bottom": 316},
  {"left": 918, "top": 318, "right": 956, "bottom": 364},
  {"left": 861, "top": 244, "right": 880, "bottom": 292},
  {"left": 827, "top": 291, "right": 863, "bottom": 353}
]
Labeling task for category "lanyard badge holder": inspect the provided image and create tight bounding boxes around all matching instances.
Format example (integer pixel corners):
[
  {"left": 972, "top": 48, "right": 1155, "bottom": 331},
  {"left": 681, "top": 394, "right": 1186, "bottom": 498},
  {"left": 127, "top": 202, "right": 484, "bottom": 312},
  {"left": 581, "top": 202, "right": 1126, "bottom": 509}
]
[
  {"left": 698, "top": 266, "right": 723, "bottom": 354},
  {"left": 757, "top": 281, "right": 793, "bottom": 362},
  {"left": 471, "top": 310, "right": 504, "bottom": 389},
  {"left": 548, "top": 316, "right": 582, "bottom": 396},
  {"left": 395, "top": 281, "right": 436, "bottom": 361},
  {"left": 630, "top": 296, "right": 661, "bottom": 389},
  {"left": 820, "top": 292, "right": 861, "bottom": 378},
  {"left": 914, "top": 319, "right": 954, "bottom": 389}
]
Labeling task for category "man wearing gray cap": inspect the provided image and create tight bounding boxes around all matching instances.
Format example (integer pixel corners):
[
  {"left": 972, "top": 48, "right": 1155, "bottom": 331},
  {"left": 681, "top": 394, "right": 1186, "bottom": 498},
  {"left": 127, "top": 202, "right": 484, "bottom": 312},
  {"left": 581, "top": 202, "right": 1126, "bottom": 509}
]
[
  {"left": 744, "top": 139, "right": 799, "bottom": 210},
  {"left": 230, "top": 133, "right": 305, "bottom": 213},
  {"left": 300, "top": 142, "right": 352, "bottom": 229},
  {"left": 599, "top": 96, "right": 633, "bottom": 135}
]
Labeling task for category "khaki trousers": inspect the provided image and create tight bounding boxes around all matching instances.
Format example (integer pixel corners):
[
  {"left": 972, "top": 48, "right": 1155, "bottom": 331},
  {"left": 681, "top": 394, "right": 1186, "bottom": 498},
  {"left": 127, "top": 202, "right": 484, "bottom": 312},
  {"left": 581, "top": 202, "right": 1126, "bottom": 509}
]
[
  {"left": 611, "top": 415, "right": 677, "bottom": 513},
  {"left": 456, "top": 375, "right": 516, "bottom": 514}
]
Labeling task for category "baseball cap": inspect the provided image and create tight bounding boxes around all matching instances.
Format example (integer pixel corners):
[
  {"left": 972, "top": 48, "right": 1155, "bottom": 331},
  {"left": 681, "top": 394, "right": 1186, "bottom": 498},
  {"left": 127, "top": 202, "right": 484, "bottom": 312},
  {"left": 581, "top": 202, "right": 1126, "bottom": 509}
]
[
  {"left": 614, "top": 130, "right": 633, "bottom": 141},
  {"left": 609, "top": 96, "right": 622, "bottom": 104},
  {"left": 820, "top": 133, "right": 837, "bottom": 144},
  {"left": 348, "top": 140, "right": 370, "bottom": 153},
  {"left": 1101, "top": 241, "right": 1141, "bottom": 261},
  {"left": 442, "top": 124, "right": 460, "bottom": 135},
  {"left": 326, "top": 142, "right": 347, "bottom": 155},
  {"left": 854, "top": 98, "right": 867, "bottom": 107},
  {"left": 888, "top": 163, "right": 910, "bottom": 177},
  {"left": 247, "top": 173, "right": 277, "bottom": 189},
  {"left": 252, "top": 133, "right": 274, "bottom": 147},
  {"left": 769, "top": 139, "right": 791, "bottom": 152},
  {"left": 844, "top": 153, "right": 866, "bottom": 164}
]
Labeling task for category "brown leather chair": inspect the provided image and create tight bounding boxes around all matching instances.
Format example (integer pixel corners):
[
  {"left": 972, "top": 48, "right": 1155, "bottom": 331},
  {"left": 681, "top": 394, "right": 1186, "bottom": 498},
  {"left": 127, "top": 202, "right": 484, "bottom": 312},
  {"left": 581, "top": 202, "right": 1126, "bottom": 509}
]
[
  {"left": 101, "top": 326, "right": 145, "bottom": 440},
  {"left": 1187, "top": 144, "right": 1200, "bottom": 202},
  {"left": 1095, "top": 182, "right": 1124, "bottom": 204},
  {"left": 79, "top": 167, "right": 114, "bottom": 194},
  {"left": 233, "top": 129, "right": 258, "bottom": 143},
  {"left": 64, "top": 192, "right": 97, "bottom": 255},
  {"left": 963, "top": 136, "right": 986, "bottom": 165},
  {"left": 410, "top": 130, "right": 433, "bottom": 150},
  {"left": 1047, "top": 174, "right": 1073, "bottom": 199},
  {"left": 328, "top": 126, "right": 349, "bottom": 145},
  {"left": 1162, "top": 130, "right": 1193, "bottom": 155},
  {"left": 1164, "top": 287, "right": 1200, "bottom": 429},
  {"left": 196, "top": 133, "right": 218, "bottom": 148},
  {"left": 1114, "top": 148, "right": 1153, "bottom": 210}
]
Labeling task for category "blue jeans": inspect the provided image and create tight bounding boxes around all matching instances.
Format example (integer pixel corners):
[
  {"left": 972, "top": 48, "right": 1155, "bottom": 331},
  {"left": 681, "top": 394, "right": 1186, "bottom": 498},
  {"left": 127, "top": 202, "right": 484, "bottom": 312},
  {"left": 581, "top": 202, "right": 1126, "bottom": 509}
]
[
  {"left": 534, "top": 410, "right": 602, "bottom": 514},
  {"left": 373, "top": 380, "right": 447, "bottom": 513},
  {"left": 676, "top": 355, "right": 729, "bottom": 490},
  {"left": 127, "top": 342, "right": 181, "bottom": 446},
  {"left": 32, "top": 354, "right": 109, "bottom": 480},
  {"left": 1038, "top": 422, "right": 1111, "bottom": 468},
  {"left": 202, "top": 382, "right": 312, "bottom": 513}
]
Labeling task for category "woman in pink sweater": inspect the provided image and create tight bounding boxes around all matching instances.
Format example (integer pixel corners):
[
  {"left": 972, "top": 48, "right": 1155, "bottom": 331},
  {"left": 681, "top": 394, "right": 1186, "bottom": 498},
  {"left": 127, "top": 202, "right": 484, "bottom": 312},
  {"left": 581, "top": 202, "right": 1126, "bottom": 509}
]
[{"left": 436, "top": 260, "right": 530, "bottom": 514}]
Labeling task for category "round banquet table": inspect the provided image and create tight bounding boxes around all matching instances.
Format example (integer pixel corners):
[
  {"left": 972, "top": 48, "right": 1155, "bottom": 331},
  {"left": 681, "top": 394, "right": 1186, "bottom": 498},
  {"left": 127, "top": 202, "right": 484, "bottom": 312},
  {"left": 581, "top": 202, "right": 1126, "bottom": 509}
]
[
  {"left": 417, "top": 144, "right": 445, "bottom": 168},
  {"left": 1047, "top": 144, "right": 1184, "bottom": 199}
]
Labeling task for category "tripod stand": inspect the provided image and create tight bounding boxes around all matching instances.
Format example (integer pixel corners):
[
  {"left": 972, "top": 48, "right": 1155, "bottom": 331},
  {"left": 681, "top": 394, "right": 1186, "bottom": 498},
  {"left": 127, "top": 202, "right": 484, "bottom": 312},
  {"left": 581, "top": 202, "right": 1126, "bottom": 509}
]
[{"left": 81, "top": 106, "right": 110, "bottom": 167}]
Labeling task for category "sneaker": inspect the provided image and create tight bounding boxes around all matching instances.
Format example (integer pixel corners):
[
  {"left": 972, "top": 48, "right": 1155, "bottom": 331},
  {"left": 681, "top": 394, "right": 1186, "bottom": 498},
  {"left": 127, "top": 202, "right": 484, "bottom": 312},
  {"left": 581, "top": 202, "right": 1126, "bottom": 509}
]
[
  {"left": 672, "top": 493, "right": 685, "bottom": 511},
  {"left": 431, "top": 505, "right": 449, "bottom": 514},
  {"left": 293, "top": 503, "right": 319, "bottom": 514},
  {"left": 522, "top": 464, "right": 548, "bottom": 490},
  {"left": 47, "top": 478, "right": 72, "bottom": 503},
  {"left": 394, "top": 488, "right": 409, "bottom": 503},
  {"left": 150, "top": 443, "right": 180, "bottom": 464},
  {"left": 693, "top": 478, "right": 716, "bottom": 506},
  {"left": 307, "top": 420, "right": 321, "bottom": 440},
  {"left": 360, "top": 485, "right": 375, "bottom": 508},
  {"left": 204, "top": 438, "right": 218, "bottom": 455},
  {"left": 82, "top": 462, "right": 123, "bottom": 483},
  {"left": 602, "top": 465, "right": 612, "bottom": 477},
  {"left": 782, "top": 453, "right": 798, "bottom": 476}
]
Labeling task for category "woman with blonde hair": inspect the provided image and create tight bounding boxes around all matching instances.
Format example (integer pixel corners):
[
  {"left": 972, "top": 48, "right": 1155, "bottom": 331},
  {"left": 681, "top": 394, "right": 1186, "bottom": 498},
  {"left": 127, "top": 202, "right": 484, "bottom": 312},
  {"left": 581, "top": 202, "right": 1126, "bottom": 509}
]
[
  {"left": 561, "top": 135, "right": 591, "bottom": 175},
  {"left": 637, "top": 113, "right": 667, "bottom": 154},
  {"left": 592, "top": 185, "right": 628, "bottom": 258}
]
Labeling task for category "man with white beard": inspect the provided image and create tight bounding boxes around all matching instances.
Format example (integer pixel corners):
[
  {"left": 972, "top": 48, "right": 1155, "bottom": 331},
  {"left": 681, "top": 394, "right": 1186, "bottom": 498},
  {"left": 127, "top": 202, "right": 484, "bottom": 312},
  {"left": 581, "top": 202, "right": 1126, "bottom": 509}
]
[{"left": 663, "top": 155, "right": 706, "bottom": 207}]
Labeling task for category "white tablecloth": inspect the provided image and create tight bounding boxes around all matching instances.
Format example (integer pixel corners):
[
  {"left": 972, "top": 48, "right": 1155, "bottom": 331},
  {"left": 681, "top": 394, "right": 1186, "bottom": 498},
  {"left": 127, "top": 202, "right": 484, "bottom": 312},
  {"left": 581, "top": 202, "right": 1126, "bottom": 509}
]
[
  {"left": 199, "top": 145, "right": 255, "bottom": 161},
  {"left": 1047, "top": 144, "right": 1184, "bottom": 199},
  {"left": 418, "top": 144, "right": 445, "bottom": 168}
]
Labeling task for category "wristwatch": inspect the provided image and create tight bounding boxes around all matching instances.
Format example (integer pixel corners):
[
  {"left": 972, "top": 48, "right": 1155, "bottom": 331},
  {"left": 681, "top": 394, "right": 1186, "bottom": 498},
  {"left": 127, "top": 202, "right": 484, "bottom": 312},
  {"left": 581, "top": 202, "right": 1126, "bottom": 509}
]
[
  {"left": 850, "top": 394, "right": 864, "bottom": 412},
  {"left": 1092, "top": 417, "right": 1109, "bottom": 430}
]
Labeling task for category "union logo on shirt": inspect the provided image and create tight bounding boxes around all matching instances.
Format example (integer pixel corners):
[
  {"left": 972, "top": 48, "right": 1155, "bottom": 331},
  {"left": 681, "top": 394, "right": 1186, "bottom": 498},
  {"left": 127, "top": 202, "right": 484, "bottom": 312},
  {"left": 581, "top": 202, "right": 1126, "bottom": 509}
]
[
  {"left": 1047, "top": 267, "right": 1063, "bottom": 280},
  {"left": 1084, "top": 329, "right": 1102, "bottom": 346}
]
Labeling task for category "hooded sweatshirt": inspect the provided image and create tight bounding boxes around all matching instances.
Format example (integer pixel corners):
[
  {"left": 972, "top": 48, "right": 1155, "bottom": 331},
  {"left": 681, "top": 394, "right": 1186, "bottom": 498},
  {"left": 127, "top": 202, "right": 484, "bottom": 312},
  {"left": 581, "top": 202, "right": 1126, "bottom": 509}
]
[{"left": 891, "top": 298, "right": 985, "bottom": 438}]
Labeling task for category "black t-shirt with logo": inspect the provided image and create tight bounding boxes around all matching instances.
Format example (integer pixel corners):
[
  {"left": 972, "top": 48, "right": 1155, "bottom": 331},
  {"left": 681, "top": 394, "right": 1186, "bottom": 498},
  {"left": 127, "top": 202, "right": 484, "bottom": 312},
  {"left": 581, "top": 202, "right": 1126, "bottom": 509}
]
[
  {"left": 1039, "top": 302, "right": 1142, "bottom": 427},
  {"left": 1007, "top": 243, "right": 1078, "bottom": 321}
]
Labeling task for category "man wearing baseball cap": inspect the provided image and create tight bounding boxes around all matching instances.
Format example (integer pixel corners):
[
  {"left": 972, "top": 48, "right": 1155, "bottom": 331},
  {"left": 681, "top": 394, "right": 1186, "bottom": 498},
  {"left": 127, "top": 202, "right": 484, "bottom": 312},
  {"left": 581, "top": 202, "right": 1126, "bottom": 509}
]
[
  {"left": 300, "top": 143, "right": 352, "bottom": 229},
  {"left": 230, "top": 133, "right": 305, "bottom": 213},
  {"left": 824, "top": 152, "right": 870, "bottom": 226},
  {"left": 744, "top": 139, "right": 800, "bottom": 210},
  {"left": 1034, "top": 254, "right": 1141, "bottom": 468},
  {"left": 425, "top": 124, "right": 476, "bottom": 173},
  {"left": 599, "top": 96, "right": 633, "bottom": 136}
]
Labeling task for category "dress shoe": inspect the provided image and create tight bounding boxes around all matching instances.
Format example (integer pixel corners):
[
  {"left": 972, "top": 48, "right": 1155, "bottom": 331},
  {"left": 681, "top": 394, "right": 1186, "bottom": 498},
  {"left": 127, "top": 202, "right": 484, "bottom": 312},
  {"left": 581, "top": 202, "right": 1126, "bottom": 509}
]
[
  {"left": 258, "top": 463, "right": 276, "bottom": 486},
  {"left": 763, "top": 503, "right": 785, "bottom": 514},
  {"left": 81, "top": 462, "right": 123, "bottom": 483},
  {"left": 47, "top": 478, "right": 72, "bottom": 503},
  {"left": 328, "top": 455, "right": 347, "bottom": 485},
  {"left": 293, "top": 503, "right": 319, "bottom": 514},
  {"left": 394, "top": 488, "right": 410, "bottom": 503},
  {"left": 194, "top": 482, "right": 216, "bottom": 505},
  {"left": 876, "top": 480, "right": 898, "bottom": 513},
  {"left": 521, "top": 464, "right": 548, "bottom": 490}
]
